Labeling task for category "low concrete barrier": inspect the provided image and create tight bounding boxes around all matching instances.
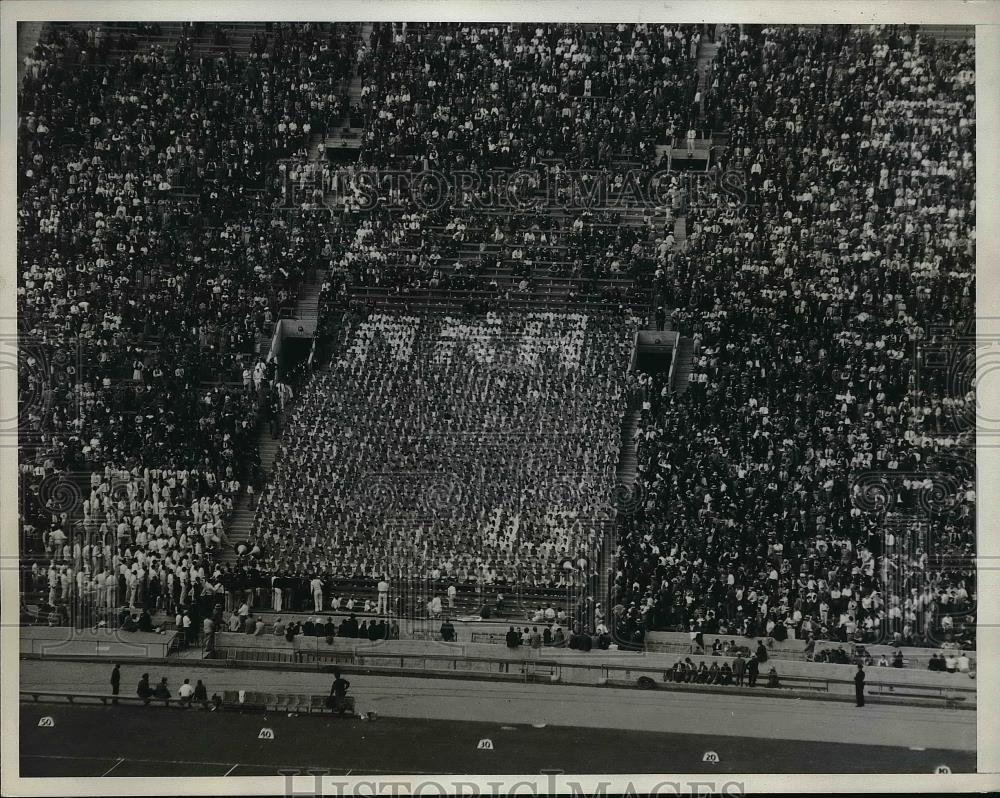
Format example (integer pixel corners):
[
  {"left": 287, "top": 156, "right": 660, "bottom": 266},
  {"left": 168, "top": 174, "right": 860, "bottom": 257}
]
[
  {"left": 19, "top": 689, "right": 358, "bottom": 717},
  {"left": 209, "top": 637, "right": 976, "bottom": 708},
  {"left": 20, "top": 627, "right": 178, "bottom": 659}
]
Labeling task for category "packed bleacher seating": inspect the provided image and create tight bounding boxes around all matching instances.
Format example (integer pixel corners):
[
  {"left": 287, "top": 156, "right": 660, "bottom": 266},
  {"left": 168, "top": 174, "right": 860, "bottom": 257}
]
[
  {"left": 320, "top": 22, "right": 706, "bottom": 300},
  {"left": 21, "top": 463, "right": 237, "bottom": 619},
  {"left": 363, "top": 22, "right": 701, "bottom": 169},
  {"left": 17, "top": 21, "right": 362, "bottom": 622},
  {"left": 241, "top": 310, "right": 638, "bottom": 589},
  {"left": 17, "top": 21, "right": 977, "bottom": 667},
  {"left": 619, "top": 23, "right": 976, "bottom": 650}
]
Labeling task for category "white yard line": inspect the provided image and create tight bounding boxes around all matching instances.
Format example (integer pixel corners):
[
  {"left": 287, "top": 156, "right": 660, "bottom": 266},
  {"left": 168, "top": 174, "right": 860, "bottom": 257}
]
[{"left": 101, "top": 758, "right": 126, "bottom": 777}]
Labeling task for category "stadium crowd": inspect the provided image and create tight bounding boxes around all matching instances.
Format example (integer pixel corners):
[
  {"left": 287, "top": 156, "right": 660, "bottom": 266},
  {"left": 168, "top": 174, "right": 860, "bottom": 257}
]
[
  {"left": 320, "top": 22, "right": 706, "bottom": 298},
  {"left": 17, "top": 21, "right": 360, "bottom": 621},
  {"left": 619, "top": 24, "right": 976, "bottom": 649},
  {"left": 18, "top": 21, "right": 977, "bottom": 663},
  {"left": 242, "top": 311, "right": 636, "bottom": 589}
]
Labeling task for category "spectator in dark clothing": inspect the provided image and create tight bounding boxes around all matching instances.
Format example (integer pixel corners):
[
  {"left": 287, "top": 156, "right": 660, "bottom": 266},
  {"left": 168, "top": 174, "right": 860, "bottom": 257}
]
[
  {"left": 193, "top": 680, "right": 208, "bottom": 704},
  {"left": 327, "top": 668, "right": 351, "bottom": 712},
  {"left": 136, "top": 673, "right": 152, "bottom": 704},
  {"left": 892, "top": 650, "right": 904, "bottom": 668},
  {"left": 153, "top": 677, "right": 171, "bottom": 700},
  {"left": 766, "top": 667, "right": 779, "bottom": 688},
  {"left": 855, "top": 664, "right": 866, "bottom": 707},
  {"left": 110, "top": 663, "right": 121, "bottom": 697},
  {"left": 746, "top": 655, "right": 760, "bottom": 687},
  {"left": 732, "top": 654, "right": 746, "bottom": 687},
  {"left": 332, "top": 670, "right": 351, "bottom": 698},
  {"left": 755, "top": 642, "right": 768, "bottom": 663},
  {"left": 505, "top": 626, "right": 520, "bottom": 648},
  {"left": 440, "top": 619, "right": 456, "bottom": 642}
]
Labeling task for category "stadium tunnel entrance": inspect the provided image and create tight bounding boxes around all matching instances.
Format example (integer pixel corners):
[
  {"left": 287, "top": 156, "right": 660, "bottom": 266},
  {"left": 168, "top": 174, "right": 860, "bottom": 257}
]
[
  {"left": 278, "top": 336, "right": 312, "bottom": 382},
  {"left": 267, "top": 318, "right": 316, "bottom": 382},
  {"left": 634, "top": 330, "right": 678, "bottom": 376}
]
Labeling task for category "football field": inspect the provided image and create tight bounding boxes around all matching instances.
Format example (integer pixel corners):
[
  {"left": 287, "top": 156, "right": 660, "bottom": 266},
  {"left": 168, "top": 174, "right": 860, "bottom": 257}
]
[{"left": 20, "top": 703, "right": 974, "bottom": 776}]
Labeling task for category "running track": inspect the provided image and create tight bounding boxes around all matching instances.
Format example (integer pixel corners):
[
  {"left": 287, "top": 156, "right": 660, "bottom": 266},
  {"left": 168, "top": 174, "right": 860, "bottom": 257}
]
[{"left": 19, "top": 659, "right": 976, "bottom": 775}]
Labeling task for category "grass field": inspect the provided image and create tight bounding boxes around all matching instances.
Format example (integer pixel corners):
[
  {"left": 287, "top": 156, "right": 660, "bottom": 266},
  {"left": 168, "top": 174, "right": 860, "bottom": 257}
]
[{"left": 19, "top": 703, "right": 974, "bottom": 776}]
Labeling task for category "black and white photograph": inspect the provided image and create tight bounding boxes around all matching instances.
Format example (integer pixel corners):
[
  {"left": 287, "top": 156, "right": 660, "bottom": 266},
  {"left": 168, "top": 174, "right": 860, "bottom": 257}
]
[{"left": 1, "top": 1, "right": 998, "bottom": 794}]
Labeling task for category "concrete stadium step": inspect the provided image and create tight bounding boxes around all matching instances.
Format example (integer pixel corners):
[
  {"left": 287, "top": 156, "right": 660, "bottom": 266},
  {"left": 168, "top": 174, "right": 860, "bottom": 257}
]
[
  {"left": 674, "top": 215, "right": 687, "bottom": 249},
  {"left": 697, "top": 44, "right": 720, "bottom": 85},
  {"left": 315, "top": 26, "right": 370, "bottom": 154},
  {"left": 918, "top": 25, "right": 974, "bottom": 42},
  {"left": 671, "top": 337, "right": 694, "bottom": 394},
  {"left": 603, "top": 407, "right": 641, "bottom": 610},
  {"left": 615, "top": 409, "right": 641, "bottom": 487},
  {"left": 695, "top": 34, "right": 720, "bottom": 125},
  {"left": 221, "top": 434, "right": 282, "bottom": 564},
  {"left": 17, "top": 21, "right": 47, "bottom": 84},
  {"left": 295, "top": 278, "right": 324, "bottom": 320}
]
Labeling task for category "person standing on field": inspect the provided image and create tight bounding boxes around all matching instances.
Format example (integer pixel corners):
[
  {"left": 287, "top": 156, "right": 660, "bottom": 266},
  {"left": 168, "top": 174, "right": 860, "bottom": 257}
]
[
  {"left": 110, "top": 663, "right": 121, "bottom": 703},
  {"left": 732, "top": 653, "right": 746, "bottom": 687}
]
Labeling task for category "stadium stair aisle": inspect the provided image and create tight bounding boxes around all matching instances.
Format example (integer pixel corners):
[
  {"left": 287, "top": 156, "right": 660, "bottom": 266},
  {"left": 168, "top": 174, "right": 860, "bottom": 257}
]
[
  {"left": 19, "top": 660, "right": 976, "bottom": 752},
  {"left": 616, "top": 413, "right": 641, "bottom": 488},
  {"left": 695, "top": 32, "right": 720, "bottom": 125},
  {"left": 670, "top": 337, "right": 694, "bottom": 394},
  {"left": 293, "top": 272, "right": 324, "bottom": 323},
  {"left": 16, "top": 22, "right": 46, "bottom": 84},
  {"left": 602, "top": 408, "right": 642, "bottom": 604},
  {"left": 673, "top": 214, "right": 687, "bottom": 250},
  {"left": 316, "top": 22, "right": 372, "bottom": 161},
  {"left": 222, "top": 435, "right": 281, "bottom": 564}
]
